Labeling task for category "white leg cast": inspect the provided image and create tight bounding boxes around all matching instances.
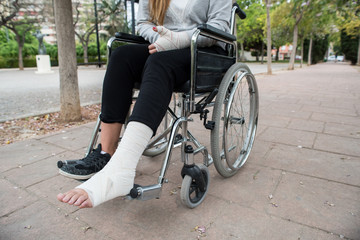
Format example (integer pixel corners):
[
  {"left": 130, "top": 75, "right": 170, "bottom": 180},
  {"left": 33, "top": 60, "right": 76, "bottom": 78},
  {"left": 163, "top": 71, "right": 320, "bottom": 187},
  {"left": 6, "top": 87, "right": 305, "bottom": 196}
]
[{"left": 76, "top": 121, "right": 153, "bottom": 207}]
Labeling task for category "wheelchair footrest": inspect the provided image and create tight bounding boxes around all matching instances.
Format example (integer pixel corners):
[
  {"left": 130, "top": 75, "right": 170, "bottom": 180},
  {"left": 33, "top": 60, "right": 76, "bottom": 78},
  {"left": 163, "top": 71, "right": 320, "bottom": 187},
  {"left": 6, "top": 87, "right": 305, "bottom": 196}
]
[
  {"left": 128, "top": 184, "right": 162, "bottom": 201},
  {"left": 205, "top": 121, "right": 215, "bottom": 130}
]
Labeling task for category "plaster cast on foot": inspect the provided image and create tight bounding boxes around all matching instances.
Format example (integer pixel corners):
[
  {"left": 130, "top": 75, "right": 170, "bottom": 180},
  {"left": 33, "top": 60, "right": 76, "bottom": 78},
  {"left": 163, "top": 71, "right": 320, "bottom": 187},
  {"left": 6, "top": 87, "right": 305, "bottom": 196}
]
[{"left": 76, "top": 121, "right": 153, "bottom": 207}]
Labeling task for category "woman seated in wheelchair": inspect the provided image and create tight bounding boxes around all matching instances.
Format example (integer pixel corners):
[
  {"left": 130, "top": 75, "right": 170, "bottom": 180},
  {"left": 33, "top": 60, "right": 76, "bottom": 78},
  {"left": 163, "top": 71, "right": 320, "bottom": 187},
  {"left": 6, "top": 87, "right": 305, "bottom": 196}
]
[{"left": 57, "top": 0, "right": 232, "bottom": 208}]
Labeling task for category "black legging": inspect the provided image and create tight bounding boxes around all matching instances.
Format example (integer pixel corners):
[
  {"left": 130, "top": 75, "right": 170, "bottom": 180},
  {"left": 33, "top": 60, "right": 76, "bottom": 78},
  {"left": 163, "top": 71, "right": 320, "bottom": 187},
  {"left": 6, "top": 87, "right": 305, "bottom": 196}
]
[{"left": 100, "top": 44, "right": 224, "bottom": 134}]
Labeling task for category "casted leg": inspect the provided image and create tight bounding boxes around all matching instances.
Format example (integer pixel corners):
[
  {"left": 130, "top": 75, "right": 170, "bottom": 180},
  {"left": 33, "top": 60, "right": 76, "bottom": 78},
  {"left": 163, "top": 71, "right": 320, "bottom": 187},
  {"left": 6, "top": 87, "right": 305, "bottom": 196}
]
[{"left": 57, "top": 121, "right": 153, "bottom": 208}]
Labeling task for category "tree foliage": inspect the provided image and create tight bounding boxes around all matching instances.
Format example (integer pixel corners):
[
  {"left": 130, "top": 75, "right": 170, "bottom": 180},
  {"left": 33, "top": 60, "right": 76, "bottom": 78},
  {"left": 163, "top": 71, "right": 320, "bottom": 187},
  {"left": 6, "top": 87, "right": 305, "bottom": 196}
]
[
  {"left": 99, "top": 0, "right": 129, "bottom": 36},
  {"left": 336, "top": 0, "right": 360, "bottom": 64},
  {"left": 303, "top": 34, "right": 329, "bottom": 63},
  {"left": 236, "top": 1, "right": 266, "bottom": 60},
  {"left": 0, "top": 0, "right": 44, "bottom": 70},
  {"left": 341, "top": 30, "right": 358, "bottom": 65}
]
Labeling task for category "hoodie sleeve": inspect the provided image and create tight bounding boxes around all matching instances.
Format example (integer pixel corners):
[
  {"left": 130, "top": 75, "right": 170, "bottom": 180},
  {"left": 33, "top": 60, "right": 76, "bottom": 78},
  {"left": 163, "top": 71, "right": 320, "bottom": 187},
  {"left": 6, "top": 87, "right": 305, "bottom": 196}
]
[
  {"left": 135, "top": 0, "right": 159, "bottom": 43},
  {"left": 185, "top": 0, "right": 232, "bottom": 47}
]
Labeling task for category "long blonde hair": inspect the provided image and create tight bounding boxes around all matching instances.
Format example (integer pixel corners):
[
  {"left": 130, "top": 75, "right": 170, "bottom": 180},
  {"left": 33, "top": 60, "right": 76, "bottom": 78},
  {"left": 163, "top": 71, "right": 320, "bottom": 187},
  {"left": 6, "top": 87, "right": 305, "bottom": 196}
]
[{"left": 149, "top": 0, "right": 171, "bottom": 25}]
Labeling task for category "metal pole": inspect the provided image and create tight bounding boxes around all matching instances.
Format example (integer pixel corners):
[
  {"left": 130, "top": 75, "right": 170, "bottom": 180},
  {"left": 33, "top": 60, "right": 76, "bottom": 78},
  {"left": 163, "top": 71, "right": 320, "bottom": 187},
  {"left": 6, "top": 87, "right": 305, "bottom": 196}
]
[
  {"left": 94, "top": 0, "right": 101, "bottom": 67},
  {"left": 131, "top": 0, "right": 135, "bottom": 35}
]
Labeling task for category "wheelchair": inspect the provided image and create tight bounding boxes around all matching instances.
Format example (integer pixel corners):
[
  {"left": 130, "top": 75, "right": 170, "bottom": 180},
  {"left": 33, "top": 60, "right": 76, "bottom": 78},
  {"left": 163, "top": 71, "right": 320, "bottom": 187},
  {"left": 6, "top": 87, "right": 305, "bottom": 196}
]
[{"left": 85, "top": 3, "right": 259, "bottom": 208}]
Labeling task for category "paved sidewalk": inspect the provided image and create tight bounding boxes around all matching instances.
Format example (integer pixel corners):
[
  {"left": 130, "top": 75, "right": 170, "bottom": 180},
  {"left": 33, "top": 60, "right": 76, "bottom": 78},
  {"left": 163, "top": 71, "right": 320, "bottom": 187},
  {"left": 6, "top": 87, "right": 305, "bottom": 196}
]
[{"left": 0, "top": 62, "right": 359, "bottom": 239}]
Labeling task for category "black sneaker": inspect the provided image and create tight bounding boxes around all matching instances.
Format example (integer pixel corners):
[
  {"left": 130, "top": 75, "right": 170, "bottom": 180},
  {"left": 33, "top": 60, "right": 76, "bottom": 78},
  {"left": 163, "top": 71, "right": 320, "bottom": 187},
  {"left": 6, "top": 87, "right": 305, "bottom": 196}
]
[{"left": 58, "top": 144, "right": 111, "bottom": 180}]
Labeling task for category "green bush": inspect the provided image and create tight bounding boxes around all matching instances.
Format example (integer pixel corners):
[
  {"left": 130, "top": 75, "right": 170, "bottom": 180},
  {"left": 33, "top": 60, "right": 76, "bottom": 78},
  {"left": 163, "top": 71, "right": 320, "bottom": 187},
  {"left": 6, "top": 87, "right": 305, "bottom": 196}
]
[
  {"left": 76, "top": 45, "right": 84, "bottom": 57},
  {"left": 0, "top": 41, "right": 18, "bottom": 58},
  {"left": 341, "top": 30, "right": 358, "bottom": 65},
  {"left": 23, "top": 43, "right": 38, "bottom": 57},
  {"left": 304, "top": 35, "right": 329, "bottom": 64},
  {"left": 46, "top": 44, "right": 58, "bottom": 59}
]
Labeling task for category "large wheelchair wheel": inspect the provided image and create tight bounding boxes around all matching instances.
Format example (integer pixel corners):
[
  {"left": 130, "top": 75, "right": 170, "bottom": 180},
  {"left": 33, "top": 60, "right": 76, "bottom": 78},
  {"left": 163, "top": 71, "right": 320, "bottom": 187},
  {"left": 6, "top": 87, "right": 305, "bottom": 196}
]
[
  {"left": 211, "top": 63, "right": 259, "bottom": 178},
  {"left": 180, "top": 164, "right": 210, "bottom": 208},
  {"left": 143, "top": 94, "right": 178, "bottom": 156}
]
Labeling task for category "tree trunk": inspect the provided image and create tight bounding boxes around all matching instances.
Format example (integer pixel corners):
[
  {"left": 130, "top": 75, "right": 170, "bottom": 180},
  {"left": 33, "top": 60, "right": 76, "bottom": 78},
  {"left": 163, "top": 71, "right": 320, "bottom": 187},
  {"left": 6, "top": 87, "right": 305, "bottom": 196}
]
[
  {"left": 288, "top": 24, "right": 298, "bottom": 70},
  {"left": 15, "top": 34, "right": 24, "bottom": 70},
  {"left": 18, "top": 44, "right": 24, "bottom": 70},
  {"left": 84, "top": 44, "right": 89, "bottom": 64},
  {"left": 266, "top": 0, "right": 272, "bottom": 74},
  {"left": 300, "top": 38, "right": 304, "bottom": 68},
  {"left": 261, "top": 41, "right": 264, "bottom": 64},
  {"left": 240, "top": 41, "right": 246, "bottom": 61},
  {"left": 357, "top": 35, "right": 360, "bottom": 66},
  {"left": 54, "top": 0, "right": 81, "bottom": 122},
  {"left": 276, "top": 46, "right": 280, "bottom": 61},
  {"left": 307, "top": 35, "right": 313, "bottom": 66}
]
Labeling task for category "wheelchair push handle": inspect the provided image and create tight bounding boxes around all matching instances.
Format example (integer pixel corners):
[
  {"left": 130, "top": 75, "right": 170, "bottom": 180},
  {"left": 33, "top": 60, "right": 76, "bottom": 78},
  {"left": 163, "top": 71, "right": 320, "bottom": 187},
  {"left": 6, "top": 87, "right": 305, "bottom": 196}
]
[{"left": 233, "top": 3, "right": 246, "bottom": 19}]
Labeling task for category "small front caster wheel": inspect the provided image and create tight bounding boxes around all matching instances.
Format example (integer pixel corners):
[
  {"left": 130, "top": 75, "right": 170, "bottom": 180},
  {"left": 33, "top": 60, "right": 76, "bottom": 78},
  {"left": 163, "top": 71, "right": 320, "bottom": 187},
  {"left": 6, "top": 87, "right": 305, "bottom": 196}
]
[{"left": 180, "top": 164, "right": 210, "bottom": 208}]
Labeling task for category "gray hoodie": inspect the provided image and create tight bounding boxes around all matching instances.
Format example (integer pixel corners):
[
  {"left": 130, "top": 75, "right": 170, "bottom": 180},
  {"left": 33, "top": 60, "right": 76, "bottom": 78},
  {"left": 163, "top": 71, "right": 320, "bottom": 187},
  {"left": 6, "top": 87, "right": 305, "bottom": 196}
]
[{"left": 136, "top": 0, "right": 232, "bottom": 47}]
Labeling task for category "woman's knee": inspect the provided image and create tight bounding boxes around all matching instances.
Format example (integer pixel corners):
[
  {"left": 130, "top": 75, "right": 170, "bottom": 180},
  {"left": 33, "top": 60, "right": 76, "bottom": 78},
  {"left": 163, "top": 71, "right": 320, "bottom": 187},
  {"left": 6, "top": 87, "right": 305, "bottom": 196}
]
[{"left": 110, "top": 44, "right": 149, "bottom": 63}]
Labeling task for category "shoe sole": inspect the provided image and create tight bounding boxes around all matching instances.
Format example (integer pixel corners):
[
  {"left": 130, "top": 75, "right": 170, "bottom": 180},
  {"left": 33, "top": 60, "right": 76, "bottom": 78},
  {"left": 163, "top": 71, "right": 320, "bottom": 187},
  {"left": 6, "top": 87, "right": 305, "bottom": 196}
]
[{"left": 59, "top": 169, "right": 94, "bottom": 180}]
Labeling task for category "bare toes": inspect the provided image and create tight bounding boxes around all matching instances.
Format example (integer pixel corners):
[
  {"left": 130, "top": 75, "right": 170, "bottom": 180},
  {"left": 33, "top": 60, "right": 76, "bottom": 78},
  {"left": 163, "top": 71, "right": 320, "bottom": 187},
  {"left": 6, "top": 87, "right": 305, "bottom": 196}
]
[
  {"left": 74, "top": 195, "right": 87, "bottom": 206},
  {"left": 57, "top": 193, "right": 65, "bottom": 202},
  {"left": 57, "top": 188, "right": 92, "bottom": 208},
  {"left": 68, "top": 193, "right": 81, "bottom": 205},
  {"left": 61, "top": 191, "right": 76, "bottom": 203},
  {"left": 80, "top": 198, "right": 93, "bottom": 208}
]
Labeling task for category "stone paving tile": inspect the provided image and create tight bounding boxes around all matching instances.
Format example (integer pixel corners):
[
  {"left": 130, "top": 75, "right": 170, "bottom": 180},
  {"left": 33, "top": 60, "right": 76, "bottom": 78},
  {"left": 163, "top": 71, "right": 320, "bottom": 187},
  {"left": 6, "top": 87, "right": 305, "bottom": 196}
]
[
  {"left": 136, "top": 154, "right": 169, "bottom": 176},
  {"left": 208, "top": 202, "right": 341, "bottom": 240},
  {"left": 297, "top": 98, "right": 322, "bottom": 107},
  {"left": 311, "top": 112, "right": 360, "bottom": 126},
  {"left": 301, "top": 105, "right": 357, "bottom": 117},
  {"left": 0, "top": 201, "right": 111, "bottom": 240},
  {"left": 0, "top": 139, "right": 65, "bottom": 173},
  {"left": 0, "top": 179, "right": 38, "bottom": 217},
  {"left": 258, "top": 114, "right": 291, "bottom": 128},
  {"left": 3, "top": 151, "right": 83, "bottom": 188},
  {"left": 27, "top": 174, "right": 83, "bottom": 214},
  {"left": 255, "top": 124, "right": 268, "bottom": 137},
  {"left": 287, "top": 118, "right": 325, "bottom": 133},
  {"left": 258, "top": 126, "right": 316, "bottom": 148},
  {"left": 320, "top": 100, "right": 357, "bottom": 110},
  {"left": 208, "top": 164, "right": 283, "bottom": 210},
  {"left": 38, "top": 125, "right": 94, "bottom": 152},
  {"left": 248, "top": 139, "right": 273, "bottom": 162},
  {"left": 262, "top": 143, "right": 360, "bottom": 186},
  {"left": 266, "top": 172, "right": 360, "bottom": 240},
  {"left": 72, "top": 174, "right": 229, "bottom": 240},
  {"left": 314, "top": 133, "right": 360, "bottom": 157},
  {"left": 324, "top": 122, "right": 360, "bottom": 139},
  {"left": 311, "top": 95, "right": 337, "bottom": 103},
  {"left": 260, "top": 103, "right": 312, "bottom": 120}
]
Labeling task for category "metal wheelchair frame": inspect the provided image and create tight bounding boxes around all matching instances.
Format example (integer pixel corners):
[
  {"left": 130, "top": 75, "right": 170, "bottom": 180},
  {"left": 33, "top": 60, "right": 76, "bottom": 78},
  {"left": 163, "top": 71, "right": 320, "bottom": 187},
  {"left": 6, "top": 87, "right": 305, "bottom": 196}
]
[{"left": 85, "top": 4, "right": 257, "bottom": 208}]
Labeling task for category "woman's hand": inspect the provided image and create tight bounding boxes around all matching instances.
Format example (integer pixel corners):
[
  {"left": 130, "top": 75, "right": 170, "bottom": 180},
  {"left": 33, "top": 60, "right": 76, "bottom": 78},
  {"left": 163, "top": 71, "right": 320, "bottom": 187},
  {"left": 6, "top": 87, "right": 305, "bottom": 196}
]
[
  {"left": 148, "top": 44, "right": 157, "bottom": 54},
  {"left": 149, "top": 26, "right": 190, "bottom": 54}
]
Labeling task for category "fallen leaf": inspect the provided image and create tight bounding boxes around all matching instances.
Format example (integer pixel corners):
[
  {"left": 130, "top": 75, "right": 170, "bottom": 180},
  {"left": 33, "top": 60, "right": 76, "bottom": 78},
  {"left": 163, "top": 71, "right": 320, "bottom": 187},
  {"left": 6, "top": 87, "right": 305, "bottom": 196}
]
[
  {"left": 197, "top": 226, "right": 206, "bottom": 234},
  {"left": 271, "top": 202, "right": 278, "bottom": 207},
  {"left": 253, "top": 170, "right": 260, "bottom": 180},
  {"left": 324, "top": 201, "right": 335, "bottom": 207},
  {"left": 82, "top": 226, "right": 91, "bottom": 233}
]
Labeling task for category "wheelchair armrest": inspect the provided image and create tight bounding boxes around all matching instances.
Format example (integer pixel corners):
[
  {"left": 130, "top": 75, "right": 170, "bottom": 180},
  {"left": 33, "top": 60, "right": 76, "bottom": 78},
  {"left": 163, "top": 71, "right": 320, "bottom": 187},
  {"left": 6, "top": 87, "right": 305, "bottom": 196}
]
[
  {"left": 114, "top": 32, "right": 150, "bottom": 44},
  {"left": 197, "top": 24, "right": 236, "bottom": 42}
]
